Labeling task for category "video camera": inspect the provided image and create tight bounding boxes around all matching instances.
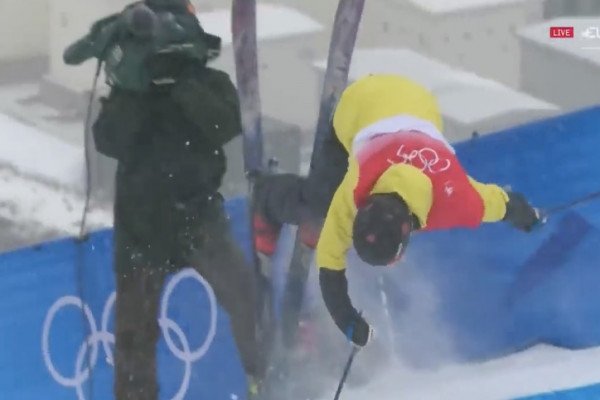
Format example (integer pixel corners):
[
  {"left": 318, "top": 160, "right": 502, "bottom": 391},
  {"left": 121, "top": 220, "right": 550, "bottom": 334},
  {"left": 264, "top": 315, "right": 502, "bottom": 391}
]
[{"left": 64, "top": 1, "right": 222, "bottom": 92}]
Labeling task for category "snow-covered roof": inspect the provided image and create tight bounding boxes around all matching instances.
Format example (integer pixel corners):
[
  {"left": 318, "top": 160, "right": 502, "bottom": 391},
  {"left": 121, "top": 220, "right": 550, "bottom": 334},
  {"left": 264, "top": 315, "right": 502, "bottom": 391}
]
[
  {"left": 0, "top": 113, "right": 83, "bottom": 189},
  {"left": 406, "top": 0, "right": 540, "bottom": 14},
  {"left": 519, "top": 18, "right": 600, "bottom": 66},
  {"left": 197, "top": 3, "right": 323, "bottom": 46},
  {"left": 313, "top": 48, "right": 559, "bottom": 125}
]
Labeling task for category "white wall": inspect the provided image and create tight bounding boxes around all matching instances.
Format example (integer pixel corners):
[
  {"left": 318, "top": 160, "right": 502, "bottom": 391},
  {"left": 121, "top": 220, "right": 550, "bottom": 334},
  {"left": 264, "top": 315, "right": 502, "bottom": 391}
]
[
  {"left": 0, "top": 0, "right": 50, "bottom": 61},
  {"left": 519, "top": 18, "right": 600, "bottom": 111},
  {"left": 313, "top": 46, "right": 559, "bottom": 142},
  {"left": 210, "top": 35, "right": 325, "bottom": 133},
  {"left": 358, "top": 0, "right": 544, "bottom": 87},
  {"left": 521, "top": 41, "right": 600, "bottom": 111},
  {"left": 47, "top": 0, "right": 129, "bottom": 93}
]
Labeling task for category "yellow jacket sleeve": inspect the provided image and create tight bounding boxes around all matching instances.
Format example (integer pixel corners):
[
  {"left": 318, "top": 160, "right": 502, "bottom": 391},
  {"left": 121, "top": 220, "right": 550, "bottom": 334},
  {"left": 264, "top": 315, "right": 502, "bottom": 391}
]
[
  {"left": 468, "top": 177, "right": 509, "bottom": 222},
  {"left": 371, "top": 164, "right": 433, "bottom": 228},
  {"left": 315, "top": 172, "right": 356, "bottom": 271}
]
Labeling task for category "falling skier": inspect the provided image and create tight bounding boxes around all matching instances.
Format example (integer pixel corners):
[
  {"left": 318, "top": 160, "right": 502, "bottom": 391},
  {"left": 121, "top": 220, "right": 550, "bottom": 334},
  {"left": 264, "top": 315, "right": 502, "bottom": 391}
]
[
  {"left": 64, "top": 1, "right": 266, "bottom": 398},
  {"left": 254, "top": 73, "right": 542, "bottom": 347}
]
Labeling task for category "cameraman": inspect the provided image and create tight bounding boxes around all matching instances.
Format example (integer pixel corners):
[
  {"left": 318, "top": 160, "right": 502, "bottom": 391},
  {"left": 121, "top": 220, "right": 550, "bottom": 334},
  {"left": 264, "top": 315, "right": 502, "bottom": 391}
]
[{"left": 64, "top": 1, "right": 265, "bottom": 398}]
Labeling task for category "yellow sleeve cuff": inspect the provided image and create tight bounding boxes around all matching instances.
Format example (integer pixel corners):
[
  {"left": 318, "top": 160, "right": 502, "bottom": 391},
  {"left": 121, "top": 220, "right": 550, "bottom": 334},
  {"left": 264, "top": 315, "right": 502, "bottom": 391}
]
[{"left": 469, "top": 178, "right": 509, "bottom": 222}]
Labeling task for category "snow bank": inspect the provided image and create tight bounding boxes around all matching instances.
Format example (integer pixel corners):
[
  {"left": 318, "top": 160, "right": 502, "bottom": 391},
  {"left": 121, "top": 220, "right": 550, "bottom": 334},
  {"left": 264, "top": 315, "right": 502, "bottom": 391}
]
[
  {"left": 0, "top": 112, "right": 84, "bottom": 189},
  {"left": 0, "top": 168, "right": 111, "bottom": 239},
  {"left": 329, "top": 345, "right": 600, "bottom": 400}
]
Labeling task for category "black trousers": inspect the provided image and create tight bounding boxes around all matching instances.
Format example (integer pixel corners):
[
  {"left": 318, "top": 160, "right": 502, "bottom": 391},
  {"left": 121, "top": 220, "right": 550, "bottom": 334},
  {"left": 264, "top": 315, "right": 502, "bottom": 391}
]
[
  {"left": 112, "top": 192, "right": 263, "bottom": 400},
  {"left": 254, "top": 129, "right": 349, "bottom": 228}
]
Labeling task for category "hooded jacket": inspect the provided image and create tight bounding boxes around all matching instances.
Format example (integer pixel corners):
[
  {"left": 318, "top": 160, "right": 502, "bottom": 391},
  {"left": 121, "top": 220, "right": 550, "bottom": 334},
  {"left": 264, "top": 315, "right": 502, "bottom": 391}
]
[
  {"left": 317, "top": 74, "right": 512, "bottom": 340},
  {"left": 316, "top": 74, "right": 509, "bottom": 271}
]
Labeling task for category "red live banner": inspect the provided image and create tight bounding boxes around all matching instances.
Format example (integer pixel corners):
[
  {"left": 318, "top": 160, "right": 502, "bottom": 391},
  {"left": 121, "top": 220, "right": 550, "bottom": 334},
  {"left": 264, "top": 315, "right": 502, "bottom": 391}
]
[{"left": 549, "top": 26, "right": 574, "bottom": 38}]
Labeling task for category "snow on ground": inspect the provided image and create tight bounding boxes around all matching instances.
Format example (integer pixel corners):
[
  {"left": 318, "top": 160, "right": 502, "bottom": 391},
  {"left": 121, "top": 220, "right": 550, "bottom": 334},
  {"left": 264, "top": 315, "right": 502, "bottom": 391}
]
[
  {"left": 0, "top": 112, "right": 84, "bottom": 189},
  {"left": 0, "top": 167, "right": 111, "bottom": 251},
  {"left": 327, "top": 345, "right": 600, "bottom": 400},
  {"left": 0, "top": 107, "right": 112, "bottom": 251}
]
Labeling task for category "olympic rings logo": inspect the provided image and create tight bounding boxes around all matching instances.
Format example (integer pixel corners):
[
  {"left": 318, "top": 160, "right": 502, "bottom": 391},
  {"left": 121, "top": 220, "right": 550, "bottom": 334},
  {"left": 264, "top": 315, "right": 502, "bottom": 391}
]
[
  {"left": 41, "top": 269, "right": 217, "bottom": 400},
  {"left": 387, "top": 144, "right": 452, "bottom": 174}
]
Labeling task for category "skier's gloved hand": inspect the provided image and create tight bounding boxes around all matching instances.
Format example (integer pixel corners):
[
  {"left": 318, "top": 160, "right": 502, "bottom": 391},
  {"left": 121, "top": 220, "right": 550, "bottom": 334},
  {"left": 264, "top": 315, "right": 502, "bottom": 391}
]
[
  {"left": 345, "top": 313, "right": 373, "bottom": 347},
  {"left": 504, "top": 192, "right": 541, "bottom": 232},
  {"left": 320, "top": 268, "right": 374, "bottom": 347}
]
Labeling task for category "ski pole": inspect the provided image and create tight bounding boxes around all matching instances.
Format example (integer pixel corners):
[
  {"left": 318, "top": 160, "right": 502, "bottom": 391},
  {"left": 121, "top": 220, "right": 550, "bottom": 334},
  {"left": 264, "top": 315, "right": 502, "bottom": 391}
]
[
  {"left": 544, "top": 189, "right": 600, "bottom": 216},
  {"left": 536, "top": 189, "right": 600, "bottom": 226},
  {"left": 334, "top": 346, "right": 360, "bottom": 400}
]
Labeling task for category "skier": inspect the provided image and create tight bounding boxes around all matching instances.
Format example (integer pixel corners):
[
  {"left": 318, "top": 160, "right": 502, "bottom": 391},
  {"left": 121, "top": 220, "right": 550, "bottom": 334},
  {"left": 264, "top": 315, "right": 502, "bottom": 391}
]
[
  {"left": 254, "top": 74, "right": 541, "bottom": 347},
  {"left": 64, "top": 1, "right": 265, "bottom": 398}
]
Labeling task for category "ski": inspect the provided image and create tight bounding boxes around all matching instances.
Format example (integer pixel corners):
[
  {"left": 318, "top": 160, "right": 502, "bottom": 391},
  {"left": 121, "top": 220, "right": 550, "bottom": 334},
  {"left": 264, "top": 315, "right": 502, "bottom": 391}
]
[
  {"left": 231, "top": 0, "right": 263, "bottom": 176},
  {"left": 281, "top": 0, "right": 365, "bottom": 361},
  {"left": 231, "top": 0, "right": 275, "bottom": 380}
]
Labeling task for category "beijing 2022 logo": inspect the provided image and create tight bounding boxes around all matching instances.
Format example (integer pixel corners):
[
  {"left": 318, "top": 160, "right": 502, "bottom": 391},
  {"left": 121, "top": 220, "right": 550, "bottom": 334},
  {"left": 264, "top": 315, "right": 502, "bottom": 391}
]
[{"left": 42, "top": 269, "right": 217, "bottom": 400}]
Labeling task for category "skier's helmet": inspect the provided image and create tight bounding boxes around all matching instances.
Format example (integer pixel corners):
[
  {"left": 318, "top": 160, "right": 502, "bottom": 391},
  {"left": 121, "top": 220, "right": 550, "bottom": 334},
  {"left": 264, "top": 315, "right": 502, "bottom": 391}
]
[{"left": 352, "top": 193, "right": 413, "bottom": 266}]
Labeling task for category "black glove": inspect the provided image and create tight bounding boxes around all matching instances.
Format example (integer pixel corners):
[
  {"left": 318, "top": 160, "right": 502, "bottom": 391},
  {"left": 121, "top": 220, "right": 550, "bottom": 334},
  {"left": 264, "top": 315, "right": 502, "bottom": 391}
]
[
  {"left": 345, "top": 313, "right": 373, "bottom": 347},
  {"left": 319, "top": 268, "right": 374, "bottom": 347},
  {"left": 504, "top": 192, "right": 541, "bottom": 232}
]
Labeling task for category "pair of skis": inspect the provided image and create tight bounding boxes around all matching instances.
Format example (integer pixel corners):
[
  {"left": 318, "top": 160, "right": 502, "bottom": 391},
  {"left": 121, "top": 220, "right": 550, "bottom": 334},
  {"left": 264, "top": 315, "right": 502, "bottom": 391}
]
[{"left": 231, "top": 0, "right": 365, "bottom": 398}]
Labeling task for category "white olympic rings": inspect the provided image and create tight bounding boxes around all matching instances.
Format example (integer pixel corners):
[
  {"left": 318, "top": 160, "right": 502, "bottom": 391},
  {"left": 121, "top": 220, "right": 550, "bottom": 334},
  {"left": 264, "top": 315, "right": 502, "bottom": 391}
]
[{"left": 42, "top": 268, "right": 217, "bottom": 400}]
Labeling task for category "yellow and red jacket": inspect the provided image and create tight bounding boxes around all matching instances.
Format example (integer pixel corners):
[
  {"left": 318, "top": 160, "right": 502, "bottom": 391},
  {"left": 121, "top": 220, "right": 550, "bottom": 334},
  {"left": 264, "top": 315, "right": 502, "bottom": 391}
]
[{"left": 316, "top": 74, "right": 509, "bottom": 270}]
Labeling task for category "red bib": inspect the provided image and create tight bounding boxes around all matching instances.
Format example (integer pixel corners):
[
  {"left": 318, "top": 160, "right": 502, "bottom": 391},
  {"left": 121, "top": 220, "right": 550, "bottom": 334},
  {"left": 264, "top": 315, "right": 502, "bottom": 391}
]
[{"left": 353, "top": 131, "right": 484, "bottom": 230}]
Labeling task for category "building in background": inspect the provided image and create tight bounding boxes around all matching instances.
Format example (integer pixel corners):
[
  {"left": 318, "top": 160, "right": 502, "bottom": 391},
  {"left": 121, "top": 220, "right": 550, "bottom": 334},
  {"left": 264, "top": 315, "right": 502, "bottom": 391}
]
[
  {"left": 0, "top": 0, "right": 50, "bottom": 82},
  {"left": 544, "top": 0, "right": 600, "bottom": 19},
  {"left": 198, "top": 3, "right": 327, "bottom": 130},
  {"left": 314, "top": 47, "right": 560, "bottom": 143},
  {"left": 357, "top": 0, "right": 545, "bottom": 88},
  {"left": 519, "top": 18, "right": 600, "bottom": 111}
]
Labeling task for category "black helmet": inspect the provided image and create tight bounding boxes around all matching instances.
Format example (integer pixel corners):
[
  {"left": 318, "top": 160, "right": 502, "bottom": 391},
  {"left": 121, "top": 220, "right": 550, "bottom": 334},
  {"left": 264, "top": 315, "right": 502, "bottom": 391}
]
[{"left": 352, "top": 193, "right": 413, "bottom": 266}]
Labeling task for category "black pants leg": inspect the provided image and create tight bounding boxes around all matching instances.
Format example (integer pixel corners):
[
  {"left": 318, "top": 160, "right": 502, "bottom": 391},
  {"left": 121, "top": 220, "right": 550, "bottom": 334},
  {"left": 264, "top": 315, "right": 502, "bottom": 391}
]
[
  {"left": 112, "top": 190, "right": 265, "bottom": 396},
  {"left": 112, "top": 186, "right": 172, "bottom": 400},
  {"left": 186, "top": 197, "right": 265, "bottom": 379},
  {"left": 255, "top": 127, "right": 348, "bottom": 227},
  {"left": 113, "top": 256, "right": 166, "bottom": 400},
  {"left": 303, "top": 127, "right": 349, "bottom": 219}
]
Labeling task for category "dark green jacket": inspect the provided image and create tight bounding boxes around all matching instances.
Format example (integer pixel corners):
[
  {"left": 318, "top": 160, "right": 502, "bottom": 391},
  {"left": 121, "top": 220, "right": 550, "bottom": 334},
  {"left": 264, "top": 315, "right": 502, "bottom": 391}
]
[{"left": 93, "top": 66, "right": 241, "bottom": 202}]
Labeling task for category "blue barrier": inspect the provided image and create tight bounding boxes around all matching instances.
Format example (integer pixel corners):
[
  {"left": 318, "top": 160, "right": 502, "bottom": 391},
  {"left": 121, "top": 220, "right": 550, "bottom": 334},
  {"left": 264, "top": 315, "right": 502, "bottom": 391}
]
[
  {"left": 363, "top": 106, "right": 600, "bottom": 366},
  {"left": 2, "top": 106, "right": 600, "bottom": 399},
  {"left": 0, "top": 200, "right": 251, "bottom": 400}
]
